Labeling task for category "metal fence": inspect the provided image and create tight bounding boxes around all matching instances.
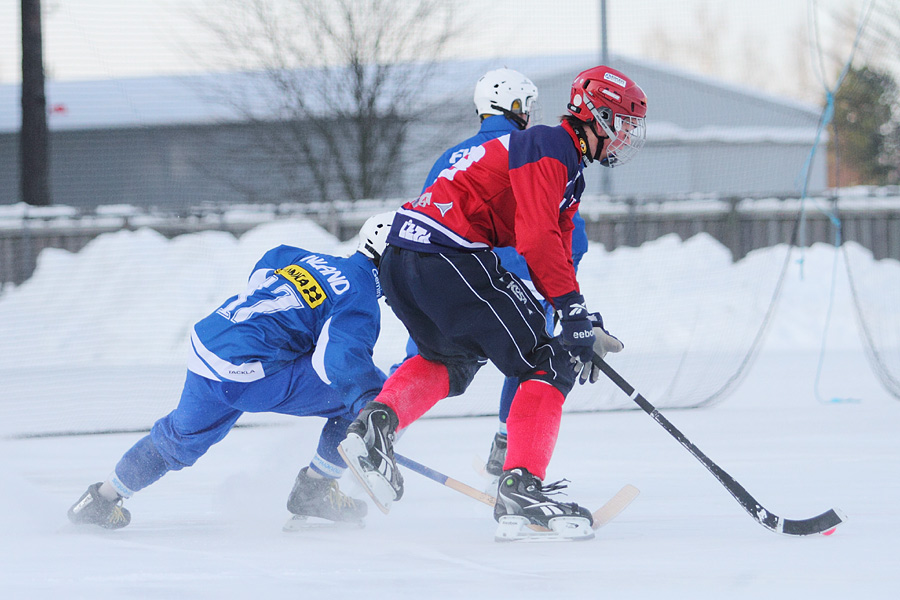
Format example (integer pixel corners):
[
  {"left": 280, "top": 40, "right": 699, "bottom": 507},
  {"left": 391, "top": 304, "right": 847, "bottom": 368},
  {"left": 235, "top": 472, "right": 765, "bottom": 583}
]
[
  {"left": 583, "top": 195, "right": 900, "bottom": 262},
  {"left": 3, "top": 194, "right": 900, "bottom": 288}
]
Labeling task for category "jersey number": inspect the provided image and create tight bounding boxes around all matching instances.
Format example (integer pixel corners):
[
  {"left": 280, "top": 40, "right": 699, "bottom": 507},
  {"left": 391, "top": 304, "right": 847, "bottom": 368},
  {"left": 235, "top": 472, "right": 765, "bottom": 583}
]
[
  {"left": 216, "top": 268, "right": 312, "bottom": 324},
  {"left": 438, "top": 144, "right": 486, "bottom": 182}
]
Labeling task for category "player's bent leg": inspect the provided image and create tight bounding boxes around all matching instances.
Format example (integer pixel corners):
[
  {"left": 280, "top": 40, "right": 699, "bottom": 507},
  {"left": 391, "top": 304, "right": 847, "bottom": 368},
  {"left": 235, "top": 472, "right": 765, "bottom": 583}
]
[
  {"left": 494, "top": 378, "right": 592, "bottom": 540},
  {"left": 498, "top": 376, "right": 517, "bottom": 423},
  {"left": 112, "top": 434, "right": 170, "bottom": 496},
  {"left": 148, "top": 377, "right": 243, "bottom": 472},
  {"left": 378, "top": 355, "right": 450, "bottom": 428},
  {"left": 503, "top": 379, "right": 564, "bottom": 480},
  {"left": 485, "top": 376, "right": 517, "bottom": 477},
  {"left": 311, "top": 416, "right": 352, "bottom": 472},
  {"left": 68, "top": 374, "right": 245, "bottom": 529}
]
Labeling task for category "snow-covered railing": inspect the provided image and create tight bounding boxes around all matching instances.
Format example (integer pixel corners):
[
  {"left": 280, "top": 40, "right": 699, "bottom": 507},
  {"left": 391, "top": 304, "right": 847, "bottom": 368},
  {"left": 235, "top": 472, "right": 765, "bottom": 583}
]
[{"left": 2, "top": 189, "right": 899, "bottom": 287}]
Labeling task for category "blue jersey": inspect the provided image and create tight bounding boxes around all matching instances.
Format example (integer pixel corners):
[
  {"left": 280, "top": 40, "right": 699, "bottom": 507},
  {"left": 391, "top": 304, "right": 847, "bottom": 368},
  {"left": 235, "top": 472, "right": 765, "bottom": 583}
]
[{"left": 188, "top": 247, "right": 386, "bottom": 411}]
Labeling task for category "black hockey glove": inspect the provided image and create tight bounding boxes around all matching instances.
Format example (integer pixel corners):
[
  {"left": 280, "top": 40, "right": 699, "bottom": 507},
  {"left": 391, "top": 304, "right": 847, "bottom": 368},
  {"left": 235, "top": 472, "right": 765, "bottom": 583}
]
[
  {"left": 572, "top": 312, "right": 624, "bottom": 384},
  {"left": 555, "top": 291, "right": 596, "bottom": 366}
]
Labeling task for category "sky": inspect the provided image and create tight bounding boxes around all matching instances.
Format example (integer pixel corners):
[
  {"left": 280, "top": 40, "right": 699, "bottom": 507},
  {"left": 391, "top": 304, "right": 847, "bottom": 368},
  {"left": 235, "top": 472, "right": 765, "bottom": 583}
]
[
  {"left": 0, "top": 216, "right": 898, "bottom": 598},
  {"left": 0, "top": 0, "right": 876, "bottom": 103}
]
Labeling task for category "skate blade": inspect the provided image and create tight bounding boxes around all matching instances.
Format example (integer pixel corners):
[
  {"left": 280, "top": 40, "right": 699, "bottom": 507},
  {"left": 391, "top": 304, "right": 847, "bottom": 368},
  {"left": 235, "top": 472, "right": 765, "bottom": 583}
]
[
  {"left": 337, "top": 434, "right": 395, "bottom": 514},
  {"left": 282, "top": 515, "right": 365, "bottom": 532},
  {"left": 494, "top": 515, "right": 595, "bottom": 542}
]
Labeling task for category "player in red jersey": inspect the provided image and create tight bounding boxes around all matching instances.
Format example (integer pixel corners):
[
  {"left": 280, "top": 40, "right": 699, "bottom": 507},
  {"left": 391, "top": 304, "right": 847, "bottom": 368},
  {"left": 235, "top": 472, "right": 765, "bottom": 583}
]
[{"left": 340, "top": 66, "right": 647, "bottom": 537}]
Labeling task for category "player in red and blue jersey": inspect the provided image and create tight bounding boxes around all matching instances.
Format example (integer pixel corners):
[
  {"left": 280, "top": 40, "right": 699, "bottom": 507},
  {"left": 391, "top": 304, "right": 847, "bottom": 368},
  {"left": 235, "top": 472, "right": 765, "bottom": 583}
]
[
  {"left": 340, "top": 65, "right": 648, "bottom": 538},
  {"left": 390, "top": 68, "right": 589, "bottom": 478}
]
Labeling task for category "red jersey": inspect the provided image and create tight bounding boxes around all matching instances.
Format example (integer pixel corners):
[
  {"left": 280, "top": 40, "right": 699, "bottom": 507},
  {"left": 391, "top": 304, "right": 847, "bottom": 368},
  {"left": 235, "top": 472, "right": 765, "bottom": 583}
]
[{"left": 387, "top": 121, "right": 587, "bottom": 302}]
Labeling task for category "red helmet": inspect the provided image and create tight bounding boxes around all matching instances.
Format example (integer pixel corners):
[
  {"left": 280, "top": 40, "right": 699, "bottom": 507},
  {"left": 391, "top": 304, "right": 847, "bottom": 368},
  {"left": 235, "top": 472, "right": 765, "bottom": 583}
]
[{"left": 567, "top": 66, "right": 647, "bottom": 167}]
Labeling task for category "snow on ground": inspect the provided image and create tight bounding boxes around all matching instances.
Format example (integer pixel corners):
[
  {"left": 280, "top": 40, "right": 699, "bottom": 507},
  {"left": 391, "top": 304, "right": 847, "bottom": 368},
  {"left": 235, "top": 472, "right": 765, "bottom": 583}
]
[{"left": 0, "top": 218, "right": 898, "bottom": 598}]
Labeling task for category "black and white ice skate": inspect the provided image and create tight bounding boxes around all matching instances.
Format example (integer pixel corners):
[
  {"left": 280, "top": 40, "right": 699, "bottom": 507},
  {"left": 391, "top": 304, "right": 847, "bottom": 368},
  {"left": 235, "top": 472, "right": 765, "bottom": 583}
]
[
  {"left": 484, "top": 432, "right": 507, "bottom": 477},
  {"left": 337, "top": 402, "right": 404, "bottom": 514},
  {"left": 67, "top": 482, "right": 131, "bottom": 530},
  {"left": 494, "top": 468, "right": 594, "bottom": 541},
  {"left": 282, "top": 467, "right": 367, "bottom": 531}
]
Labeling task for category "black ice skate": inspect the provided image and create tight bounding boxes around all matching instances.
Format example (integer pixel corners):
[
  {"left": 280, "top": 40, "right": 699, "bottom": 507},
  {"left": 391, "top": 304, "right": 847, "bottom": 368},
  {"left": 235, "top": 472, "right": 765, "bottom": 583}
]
[
  {"left": 67, "top": 482, "right": 131, "bottom": 530},
  {"left": 493, "top": 468, "right": 594, "bottom": 541},
  {"left": 484, "top": 432, "right": 508, "bottom": 477},
  {"left": 337, "top": 402, "right": 403, "bottom": 514},
  {"left": 283, "top": 467, "right": 367, "bottom": 530}
]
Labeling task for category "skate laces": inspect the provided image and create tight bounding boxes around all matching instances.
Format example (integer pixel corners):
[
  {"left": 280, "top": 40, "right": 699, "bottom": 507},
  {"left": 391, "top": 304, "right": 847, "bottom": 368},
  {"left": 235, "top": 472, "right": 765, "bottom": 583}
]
[
  {"left": 536, "top": 478, "right": 570, "bottom": 496},
  {"left": 110, "top": 508, "right": 128, "bottom": 525},
  {"left": 108, "top": 500, "right": 129, "bottom": 526},
  {"left": 324, "top": 481, "right": 356, "bottom": 510},
  {"left": 537, "top": 478, "right": 587, "bottom": 511}
]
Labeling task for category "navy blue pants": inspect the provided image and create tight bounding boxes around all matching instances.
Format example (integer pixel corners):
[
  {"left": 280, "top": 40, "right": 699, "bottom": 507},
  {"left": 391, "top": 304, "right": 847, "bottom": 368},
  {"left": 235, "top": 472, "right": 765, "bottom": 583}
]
[{"left": 381, "top": 246, "right": 576, "bottom": 398}]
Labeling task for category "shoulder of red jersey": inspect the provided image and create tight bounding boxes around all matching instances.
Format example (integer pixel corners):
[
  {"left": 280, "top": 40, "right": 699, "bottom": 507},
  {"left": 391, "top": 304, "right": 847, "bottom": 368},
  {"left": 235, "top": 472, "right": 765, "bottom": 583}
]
[{"left": 508, "top": 124, "right": 581, "bottom": 173}]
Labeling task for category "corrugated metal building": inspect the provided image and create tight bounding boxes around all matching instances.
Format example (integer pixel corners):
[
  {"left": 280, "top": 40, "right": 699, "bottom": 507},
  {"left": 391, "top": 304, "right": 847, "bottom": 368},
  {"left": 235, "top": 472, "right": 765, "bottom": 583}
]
[{"left": 0, "top": 54, "right": 827, "bottom": 209}]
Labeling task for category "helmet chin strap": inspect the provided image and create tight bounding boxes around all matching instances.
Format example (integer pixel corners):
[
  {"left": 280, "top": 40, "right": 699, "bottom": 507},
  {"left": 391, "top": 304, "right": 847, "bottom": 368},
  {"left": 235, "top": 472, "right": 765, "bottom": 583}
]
[
  {"left": 573, "top": 121, "right": 609, "bottom": 164},
  {"left": 364, "top": 244, "right": 383, "bottom": 269},
  {"left": 583, "top": 97, "right": 617, "bottom": 166},
  {"left": 490, "top": 104, "right": 528, "bottom": 130}
]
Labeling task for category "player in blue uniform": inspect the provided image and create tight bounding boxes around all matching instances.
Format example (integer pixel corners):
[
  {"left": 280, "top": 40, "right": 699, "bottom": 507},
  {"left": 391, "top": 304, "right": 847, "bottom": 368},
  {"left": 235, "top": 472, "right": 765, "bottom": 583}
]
[
  {"left": 67, "top": 213, "right": 395, "bottom": 530},
  {"left": 391, "top": 68, "right": 589, "bottom": 478}
]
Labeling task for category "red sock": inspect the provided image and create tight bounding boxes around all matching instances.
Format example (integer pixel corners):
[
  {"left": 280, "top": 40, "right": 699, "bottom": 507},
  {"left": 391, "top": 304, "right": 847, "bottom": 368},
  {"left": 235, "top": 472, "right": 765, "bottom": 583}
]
[
  {"left": 503, "top": 379, "right": 564, "bottom": 480},
  {"left": 375, "top": 355, "right": 450, "bottom": 429}
]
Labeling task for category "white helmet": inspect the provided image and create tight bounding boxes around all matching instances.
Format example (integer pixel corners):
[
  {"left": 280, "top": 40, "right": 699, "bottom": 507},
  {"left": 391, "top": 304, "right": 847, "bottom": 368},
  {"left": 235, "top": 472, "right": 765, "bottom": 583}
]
[
  {"left": 357, "top": 211, "right": 395, "bottom": 266},
  {"left": 473, "top": 68, "right": 538, "bottom": 130}
]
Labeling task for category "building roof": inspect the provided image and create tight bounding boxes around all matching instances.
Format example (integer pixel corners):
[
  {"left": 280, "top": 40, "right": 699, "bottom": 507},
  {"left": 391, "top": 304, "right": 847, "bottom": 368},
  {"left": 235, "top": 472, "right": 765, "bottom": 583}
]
[{"left": 0, "top": 53, "right": 824, "bottom": 142}]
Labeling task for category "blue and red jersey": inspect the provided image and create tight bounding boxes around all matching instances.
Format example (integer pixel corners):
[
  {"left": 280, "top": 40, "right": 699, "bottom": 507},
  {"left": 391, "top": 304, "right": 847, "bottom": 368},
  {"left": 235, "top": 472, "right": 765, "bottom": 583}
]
[
  {"left": 387, "top": 120, "right": 586, "bottom": 302},
  {"left": 420, "top": 115, "right": 519, "bottom": 193}
]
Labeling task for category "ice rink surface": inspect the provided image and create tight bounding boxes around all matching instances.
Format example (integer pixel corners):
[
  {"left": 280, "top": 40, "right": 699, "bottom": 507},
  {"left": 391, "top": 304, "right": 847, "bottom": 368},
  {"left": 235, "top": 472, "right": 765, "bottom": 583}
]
[
  {"left": 1, "top": 222, "right": 898, "bottom": 597},
  {"left": 2, "top": 349, "right": 898, "bottom": 600}
]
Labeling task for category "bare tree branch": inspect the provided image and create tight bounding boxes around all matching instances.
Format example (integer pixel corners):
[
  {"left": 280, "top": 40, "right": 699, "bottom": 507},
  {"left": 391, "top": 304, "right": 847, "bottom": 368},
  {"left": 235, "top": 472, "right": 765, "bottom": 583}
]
[{"left": 183, "top": 0, "right": 464, "bottom": 203}]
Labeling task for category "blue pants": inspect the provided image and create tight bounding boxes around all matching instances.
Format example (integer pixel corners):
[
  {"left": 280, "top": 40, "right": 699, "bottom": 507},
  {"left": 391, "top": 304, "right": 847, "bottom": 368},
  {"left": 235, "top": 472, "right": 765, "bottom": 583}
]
[{"left": 113, "top": 354, "right": 355, "bottom": 495}]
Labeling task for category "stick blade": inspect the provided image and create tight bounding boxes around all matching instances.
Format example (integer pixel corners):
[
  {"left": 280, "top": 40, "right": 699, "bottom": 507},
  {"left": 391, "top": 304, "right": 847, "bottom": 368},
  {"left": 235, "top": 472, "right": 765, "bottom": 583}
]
[
  {"left": 780, "top": 508, "right": 846, "bottom": 536},
  {"left": 592, "top": 484, "right": 640, "bottom": 530}
]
